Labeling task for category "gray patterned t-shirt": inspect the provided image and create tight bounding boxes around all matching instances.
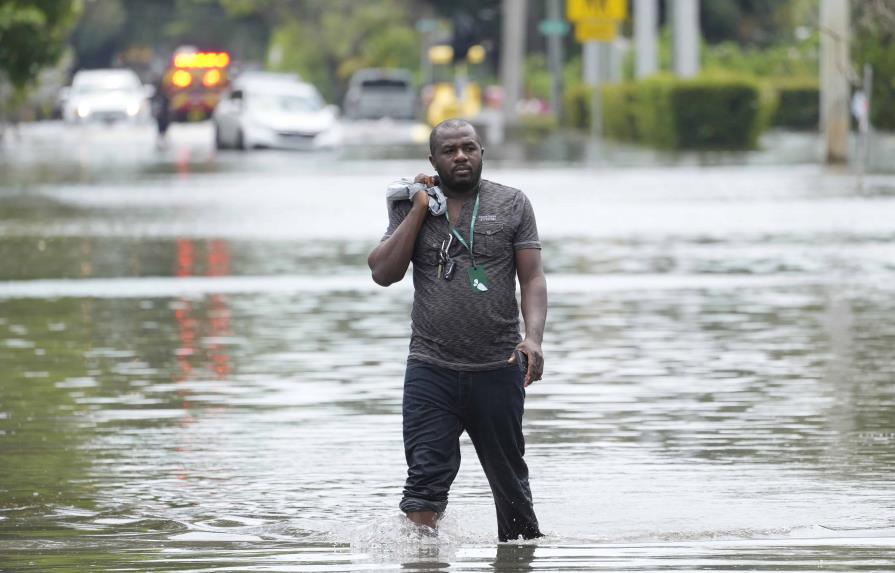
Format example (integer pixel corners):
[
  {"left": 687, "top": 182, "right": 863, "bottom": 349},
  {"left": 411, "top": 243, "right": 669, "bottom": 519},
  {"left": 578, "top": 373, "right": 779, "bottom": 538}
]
[{"left": 382, "top": 179, "right": 541, "bottom": 370}]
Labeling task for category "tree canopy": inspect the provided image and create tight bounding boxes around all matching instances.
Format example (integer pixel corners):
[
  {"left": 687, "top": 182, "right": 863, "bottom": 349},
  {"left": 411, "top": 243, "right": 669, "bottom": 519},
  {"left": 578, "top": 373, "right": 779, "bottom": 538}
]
[{"left": 0, "top": 0, "right": 81, "bottom": 90}]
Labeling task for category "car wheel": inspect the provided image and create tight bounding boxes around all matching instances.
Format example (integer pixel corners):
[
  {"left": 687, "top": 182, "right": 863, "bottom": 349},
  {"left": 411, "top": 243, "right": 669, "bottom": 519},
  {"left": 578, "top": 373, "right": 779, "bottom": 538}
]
[
  {"left": 214, "top": 124, "right": 227, "bottom": 149},
  {"left": 235, "top": 128, "right": 246, "bottom": 151}
]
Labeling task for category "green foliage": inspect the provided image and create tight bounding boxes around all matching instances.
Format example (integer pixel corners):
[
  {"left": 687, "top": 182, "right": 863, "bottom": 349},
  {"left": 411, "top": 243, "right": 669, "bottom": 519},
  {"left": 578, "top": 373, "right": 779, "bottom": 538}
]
[
  {"left": 669, "top": 76, "right": 765, "bottom": 149},
  {"left": 702, "top": 35, "right": 819, "bottom": 79},
  {"left": 701, "top": 0, "right": 818, "bottom": 47},
  {"left": 68, "top": 0, "right": 125, "bottom": 62},
  {"left": 853, "top": 3, "right": 895, "bottom": 130},
  {"left": 267, "top": 0, "right": 418, "bottom": 102},
  {"left": 566, "top": 74, "right": 766, "bottom": 150},
  {"left": 355, "top": 25, "right": 418, "bottom": 76},
  {"left": 600, "top": 82, "right": 639, "bottom": 141},
  {"left": 770, "top": 78, "right": 818, "bottom": 130},
  {"left": 523, "top": 54, "right": 551, "bottom": 101},
  {"left": 620, "top": 26, "right": 820, "bottom": 84},
  {"left": 68, "top": 0, "right": 272, "bottom": 71},
  {"left": 609, "top": 77, "right": 679, "bottom": 147},
  {"left": 0, "top": 0, "right": 81, "bottom": 90}
]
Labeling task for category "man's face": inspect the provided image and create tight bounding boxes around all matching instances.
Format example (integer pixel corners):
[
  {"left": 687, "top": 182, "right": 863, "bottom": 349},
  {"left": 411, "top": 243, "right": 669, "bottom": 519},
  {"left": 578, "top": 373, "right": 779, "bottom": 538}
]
[{"left": 429, "top": 125, "right": 483, "bottom": 193}]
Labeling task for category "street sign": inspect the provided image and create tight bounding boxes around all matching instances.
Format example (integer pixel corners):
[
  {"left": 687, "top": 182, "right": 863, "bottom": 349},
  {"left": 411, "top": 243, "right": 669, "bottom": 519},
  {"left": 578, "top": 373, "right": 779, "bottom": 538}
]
[
  {"left": 567, "top": 0, "right": 627, "bottom": 22},
  {"left": 538, "top": 18, "right": 570, "bottom": 36},
  {"left": 574, "top": 19, "right": 618, "bottom": 42}
]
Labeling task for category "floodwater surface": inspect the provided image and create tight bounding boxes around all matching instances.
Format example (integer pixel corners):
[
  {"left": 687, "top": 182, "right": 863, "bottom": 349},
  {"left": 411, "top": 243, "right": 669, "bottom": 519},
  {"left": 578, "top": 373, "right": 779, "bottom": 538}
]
[{"left": 1, "top": 122, "right": 894, "bottom": 571}]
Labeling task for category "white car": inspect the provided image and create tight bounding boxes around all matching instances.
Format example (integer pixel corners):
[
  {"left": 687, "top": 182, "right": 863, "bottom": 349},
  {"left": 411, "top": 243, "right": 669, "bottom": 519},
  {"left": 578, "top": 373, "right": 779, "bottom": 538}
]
[
  {"left": 61, "top": 69, "right": 152, "bottom": 124},
  {"left": 212, "top": 79, "right": 341, "bottom": 150}
]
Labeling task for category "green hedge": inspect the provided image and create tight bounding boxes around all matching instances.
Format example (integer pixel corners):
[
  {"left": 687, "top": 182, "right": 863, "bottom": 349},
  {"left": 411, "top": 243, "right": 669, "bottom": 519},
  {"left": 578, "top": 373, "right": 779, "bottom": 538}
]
[
  {"left": 565, "top": 75, "right": 767, "bottom": 150},
  {"left": 771, "top": 79, "right": 819, "bottom": 130}
]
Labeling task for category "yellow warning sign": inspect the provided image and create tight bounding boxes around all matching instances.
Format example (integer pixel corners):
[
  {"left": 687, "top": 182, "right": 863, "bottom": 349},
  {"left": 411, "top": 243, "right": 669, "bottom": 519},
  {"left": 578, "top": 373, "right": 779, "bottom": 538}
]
[
  {"left": 574, "top": 19, "right": 618, "bottom": 42},
  {"left": 567, "top": 0, "right": 627, "bottom": 22}
]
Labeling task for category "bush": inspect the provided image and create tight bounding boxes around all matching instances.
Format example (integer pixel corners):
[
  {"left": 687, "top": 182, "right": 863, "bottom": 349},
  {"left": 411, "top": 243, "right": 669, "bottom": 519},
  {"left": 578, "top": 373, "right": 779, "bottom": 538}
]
[
  {"left": 670, "top": 76, "right": 764, "bottom": 149},
  {"left": 523, "top": 54, "right": 552, "bottom": 102},
  {"left": 562, "top": 83, "right": 591, "bottom": 131},
  {"left": 854, "top": 27, "right": 895, "bottom": 130},
  {"left": 601, "top": 83, "right": 639, "bottom": 141},
  {"left": 770, "top": 79, "right": 819, "bottom": 130},
  {"left": 565, "top": 75, "right": 766, "bottom": 150},
  {"left": 507, "top": 114, "right": 559, "bottom": 145}
]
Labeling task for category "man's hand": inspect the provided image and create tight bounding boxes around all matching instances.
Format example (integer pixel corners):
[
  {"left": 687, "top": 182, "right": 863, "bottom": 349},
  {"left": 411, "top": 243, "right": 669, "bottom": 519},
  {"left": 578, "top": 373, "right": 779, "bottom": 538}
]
[
  {"left": 414, "top": 173, "right": 438, "bottom": 187},
  {"left": 507, "top": 339, "right": 544, "bottom": 387}
]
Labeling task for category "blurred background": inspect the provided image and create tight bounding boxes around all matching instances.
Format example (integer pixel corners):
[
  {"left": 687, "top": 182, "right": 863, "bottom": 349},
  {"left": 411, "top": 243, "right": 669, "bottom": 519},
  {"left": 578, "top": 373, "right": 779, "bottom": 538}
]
[
  {"left": 0, "top": 0, "right": 893, "bottom": 160},
  {"left": 2, "top": 2, "right": 895, "bottom": 572}
]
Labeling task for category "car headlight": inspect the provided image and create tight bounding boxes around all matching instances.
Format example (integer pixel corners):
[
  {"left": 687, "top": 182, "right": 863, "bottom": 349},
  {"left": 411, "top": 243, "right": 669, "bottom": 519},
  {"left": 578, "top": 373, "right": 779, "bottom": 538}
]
[
  {"left": 127, "top": 101, "right": 141, "bottom": 116},
  {"left": 77, "top": 104, "right": 90, "bottom": 118}
]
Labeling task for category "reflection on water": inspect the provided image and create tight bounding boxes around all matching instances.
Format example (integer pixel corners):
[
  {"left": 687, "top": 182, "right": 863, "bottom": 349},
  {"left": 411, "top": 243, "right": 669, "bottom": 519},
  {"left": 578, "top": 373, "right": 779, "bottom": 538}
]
[
  {"left": 2, "top": 270, "right": 894, "bottom": 569},
  {"left": 2, "top": 127, "right": 895, "bottom": 571}
]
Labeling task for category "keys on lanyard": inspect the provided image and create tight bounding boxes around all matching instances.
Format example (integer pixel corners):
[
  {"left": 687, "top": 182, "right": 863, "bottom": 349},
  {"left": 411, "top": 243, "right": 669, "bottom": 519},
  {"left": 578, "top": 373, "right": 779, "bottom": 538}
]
[{"left": 436, "top": 234, "right": 456, "bottom": 280}]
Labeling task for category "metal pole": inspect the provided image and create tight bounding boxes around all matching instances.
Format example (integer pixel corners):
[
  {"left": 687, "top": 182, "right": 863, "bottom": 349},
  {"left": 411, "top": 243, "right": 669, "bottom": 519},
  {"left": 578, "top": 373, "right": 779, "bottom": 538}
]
[
  {"left": 501, "top": 0, "right": 527, "bottom": 122},
  {"left": 601, "top": 41, "right": 614, "bottom": 84},
  {"left": 856, "top": 63, "right": 873, "bottom": 190},
  {"left": 421, "top": 36, "right": 432, "bottom": 87},
  {"left": 546, "top": 0, "right": 564, "bottom": 119},
  {"left": 583, "top": 41, "right": 601, "bottom": 137},
  {"left": 634, "top": 0, "right": 658, "bottom": 78},
  {"left": 820, "top": 0, "right": 850, "bottom": 164},
  {"left": 672, "top": 0, "right": 700, "bottom": 78},
  {"left": 862, "top": 63, "right": 873, "bottom": 168}
]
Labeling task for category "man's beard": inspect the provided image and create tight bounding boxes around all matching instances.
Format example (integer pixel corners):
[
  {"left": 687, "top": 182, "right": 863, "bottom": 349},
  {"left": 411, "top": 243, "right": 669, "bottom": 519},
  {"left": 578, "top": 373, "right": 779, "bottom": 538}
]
[{"left": 436, "top": 162, "right": 482, "bottom": 194}]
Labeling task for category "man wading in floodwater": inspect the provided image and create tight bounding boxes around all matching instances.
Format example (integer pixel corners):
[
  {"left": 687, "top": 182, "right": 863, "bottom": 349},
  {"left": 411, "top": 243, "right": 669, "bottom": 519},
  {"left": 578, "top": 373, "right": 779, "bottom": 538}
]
[{"left": 367, "top": 119, "right": 547, "bottom": 541}]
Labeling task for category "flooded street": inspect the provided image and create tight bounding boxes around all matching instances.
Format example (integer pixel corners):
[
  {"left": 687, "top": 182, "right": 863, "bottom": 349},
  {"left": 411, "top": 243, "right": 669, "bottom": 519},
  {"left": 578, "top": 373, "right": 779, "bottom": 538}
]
[{"left": 1, "top": 121, "right": 895, "bottom": 571}]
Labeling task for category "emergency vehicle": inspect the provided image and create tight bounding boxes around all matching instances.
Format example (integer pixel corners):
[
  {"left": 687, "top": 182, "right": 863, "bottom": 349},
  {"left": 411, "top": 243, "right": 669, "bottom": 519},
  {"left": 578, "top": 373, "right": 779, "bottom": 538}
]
[
  {"left": 162, "top": 46, "right": 231, "bottom": 122},
  {"left": 423, "top": 44, "right": 485, "bottom": 127}
]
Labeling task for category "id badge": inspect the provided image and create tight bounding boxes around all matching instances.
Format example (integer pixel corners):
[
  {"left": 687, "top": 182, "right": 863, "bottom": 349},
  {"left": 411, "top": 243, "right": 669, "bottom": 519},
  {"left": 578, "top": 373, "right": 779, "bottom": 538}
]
[{"left": 467, "top": 266, "right": 489, "bottom": 292}]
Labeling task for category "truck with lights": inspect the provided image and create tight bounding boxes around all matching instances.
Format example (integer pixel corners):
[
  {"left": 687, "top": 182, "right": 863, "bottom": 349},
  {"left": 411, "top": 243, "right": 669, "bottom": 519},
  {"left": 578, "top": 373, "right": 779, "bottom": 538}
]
[{"left": 162, "top": 46, "right": 231, "bottom": 122}]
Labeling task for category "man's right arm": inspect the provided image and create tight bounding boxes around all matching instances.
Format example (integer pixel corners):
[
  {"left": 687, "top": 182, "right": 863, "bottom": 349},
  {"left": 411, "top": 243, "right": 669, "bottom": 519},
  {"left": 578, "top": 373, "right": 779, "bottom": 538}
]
[{"left": 368, "top": 190, "right": 429, "bottom": 286}]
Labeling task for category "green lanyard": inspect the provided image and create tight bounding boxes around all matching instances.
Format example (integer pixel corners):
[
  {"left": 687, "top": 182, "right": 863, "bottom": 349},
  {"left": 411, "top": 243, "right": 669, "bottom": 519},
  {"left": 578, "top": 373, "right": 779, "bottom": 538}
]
[{"left": 445, "top": 192, "right": 481, "bottom": 267}]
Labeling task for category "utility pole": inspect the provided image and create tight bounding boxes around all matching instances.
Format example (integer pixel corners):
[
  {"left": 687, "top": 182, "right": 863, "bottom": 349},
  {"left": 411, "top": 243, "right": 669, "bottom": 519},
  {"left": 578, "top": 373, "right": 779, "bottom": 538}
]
[
  {"left": 415, "top": 15, "right": 437, "bottom": 87},
  {"left": 501, "top": 0, "right": 527, "bottom": 123},
  {"left": 582, "top": 41, "right": 602, "bottom": 137},
  {"left": 820, "top": 0, "right": 851, "bottom": 164},
  {"left": 546, "top": 0, "right": 564, "bottom": 119},
  {"left": 634, "top": 0, "right": 658, "bottom": 78},
  {"left": 672, "top": 0, "right": 700, "bottom": 78}
]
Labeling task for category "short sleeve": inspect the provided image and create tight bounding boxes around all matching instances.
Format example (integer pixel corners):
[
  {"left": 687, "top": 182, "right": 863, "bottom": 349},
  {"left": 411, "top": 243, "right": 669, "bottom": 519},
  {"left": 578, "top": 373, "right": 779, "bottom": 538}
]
[
  {"left": 381, "top": 200, "right": 412, "bottom": 241},
  {"left": 512, "top": 192, "right": 541, "bottom": 250}
]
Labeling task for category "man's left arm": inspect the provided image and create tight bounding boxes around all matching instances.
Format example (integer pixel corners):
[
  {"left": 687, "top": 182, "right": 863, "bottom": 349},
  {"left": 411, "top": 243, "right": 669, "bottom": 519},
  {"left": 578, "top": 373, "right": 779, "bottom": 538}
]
[{"left": 512, "top": 248, "right": 547, "bottom": 386}]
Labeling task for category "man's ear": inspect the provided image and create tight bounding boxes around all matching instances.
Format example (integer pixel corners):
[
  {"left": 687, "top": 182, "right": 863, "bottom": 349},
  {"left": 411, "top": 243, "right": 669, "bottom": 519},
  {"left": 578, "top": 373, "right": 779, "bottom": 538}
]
[
  {"left": 428, "top": 154, "right": 435, "bottom": 168},
  {"left": 481, "top": 147, "right": 485, "bottom": 157}
]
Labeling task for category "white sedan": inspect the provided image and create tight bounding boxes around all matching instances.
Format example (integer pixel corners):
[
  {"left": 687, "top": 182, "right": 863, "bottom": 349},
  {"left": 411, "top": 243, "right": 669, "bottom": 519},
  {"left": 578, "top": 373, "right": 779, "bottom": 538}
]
[
  {"left": 212, "top": 79, "right": 341, "bottom": 150},
  {"left": 61, "top": 69, "right": 153, "bottom": 124}
]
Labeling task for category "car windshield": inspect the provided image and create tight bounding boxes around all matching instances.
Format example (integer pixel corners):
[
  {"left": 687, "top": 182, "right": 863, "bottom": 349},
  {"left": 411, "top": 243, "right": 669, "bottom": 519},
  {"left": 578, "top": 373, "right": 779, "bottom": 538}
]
[
  {"left": 360, "top": 79, "right": 410, "bottom": 92},
  {"left": 248, "top": 92, "right": 322, "bottom": 112},
  {"left": 73, "top": 76, "right": 140, "bottom": 94}
]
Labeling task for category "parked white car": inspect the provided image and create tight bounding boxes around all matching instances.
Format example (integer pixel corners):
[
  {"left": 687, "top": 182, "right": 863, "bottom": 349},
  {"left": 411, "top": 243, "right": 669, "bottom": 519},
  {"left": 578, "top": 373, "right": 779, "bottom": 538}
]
[
  {"left": 212, "top": 78, "right": 341, "bottom": 150},
  {"left": 61, "top": 69, "right": 153, "bottom": 124}
]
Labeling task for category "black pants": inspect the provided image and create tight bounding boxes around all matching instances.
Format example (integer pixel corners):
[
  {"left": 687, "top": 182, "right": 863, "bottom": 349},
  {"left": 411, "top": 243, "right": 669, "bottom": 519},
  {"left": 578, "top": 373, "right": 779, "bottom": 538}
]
[{"left": 399, "top": 359, "right": 542, "bottom": 542}]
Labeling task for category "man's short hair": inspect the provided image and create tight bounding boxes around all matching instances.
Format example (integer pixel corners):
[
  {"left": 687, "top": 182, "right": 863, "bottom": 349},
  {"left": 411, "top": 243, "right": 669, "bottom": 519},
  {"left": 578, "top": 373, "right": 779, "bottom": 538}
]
[{"left": 429, "top": 119, "right": 482, "bottom": 155}]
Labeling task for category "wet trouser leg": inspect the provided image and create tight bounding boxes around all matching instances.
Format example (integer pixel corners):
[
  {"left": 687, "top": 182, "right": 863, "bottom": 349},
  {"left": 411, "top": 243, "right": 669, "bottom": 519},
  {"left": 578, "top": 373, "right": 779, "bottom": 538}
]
[
  {"left": 464, "top": 365, "right": 542, "bottom": 542},
  {"left": 399, "top": 360, "right": 463, "bottom": 514},
  {"left": 399, "top": 359, "right": 541, "bottom": 541}
]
